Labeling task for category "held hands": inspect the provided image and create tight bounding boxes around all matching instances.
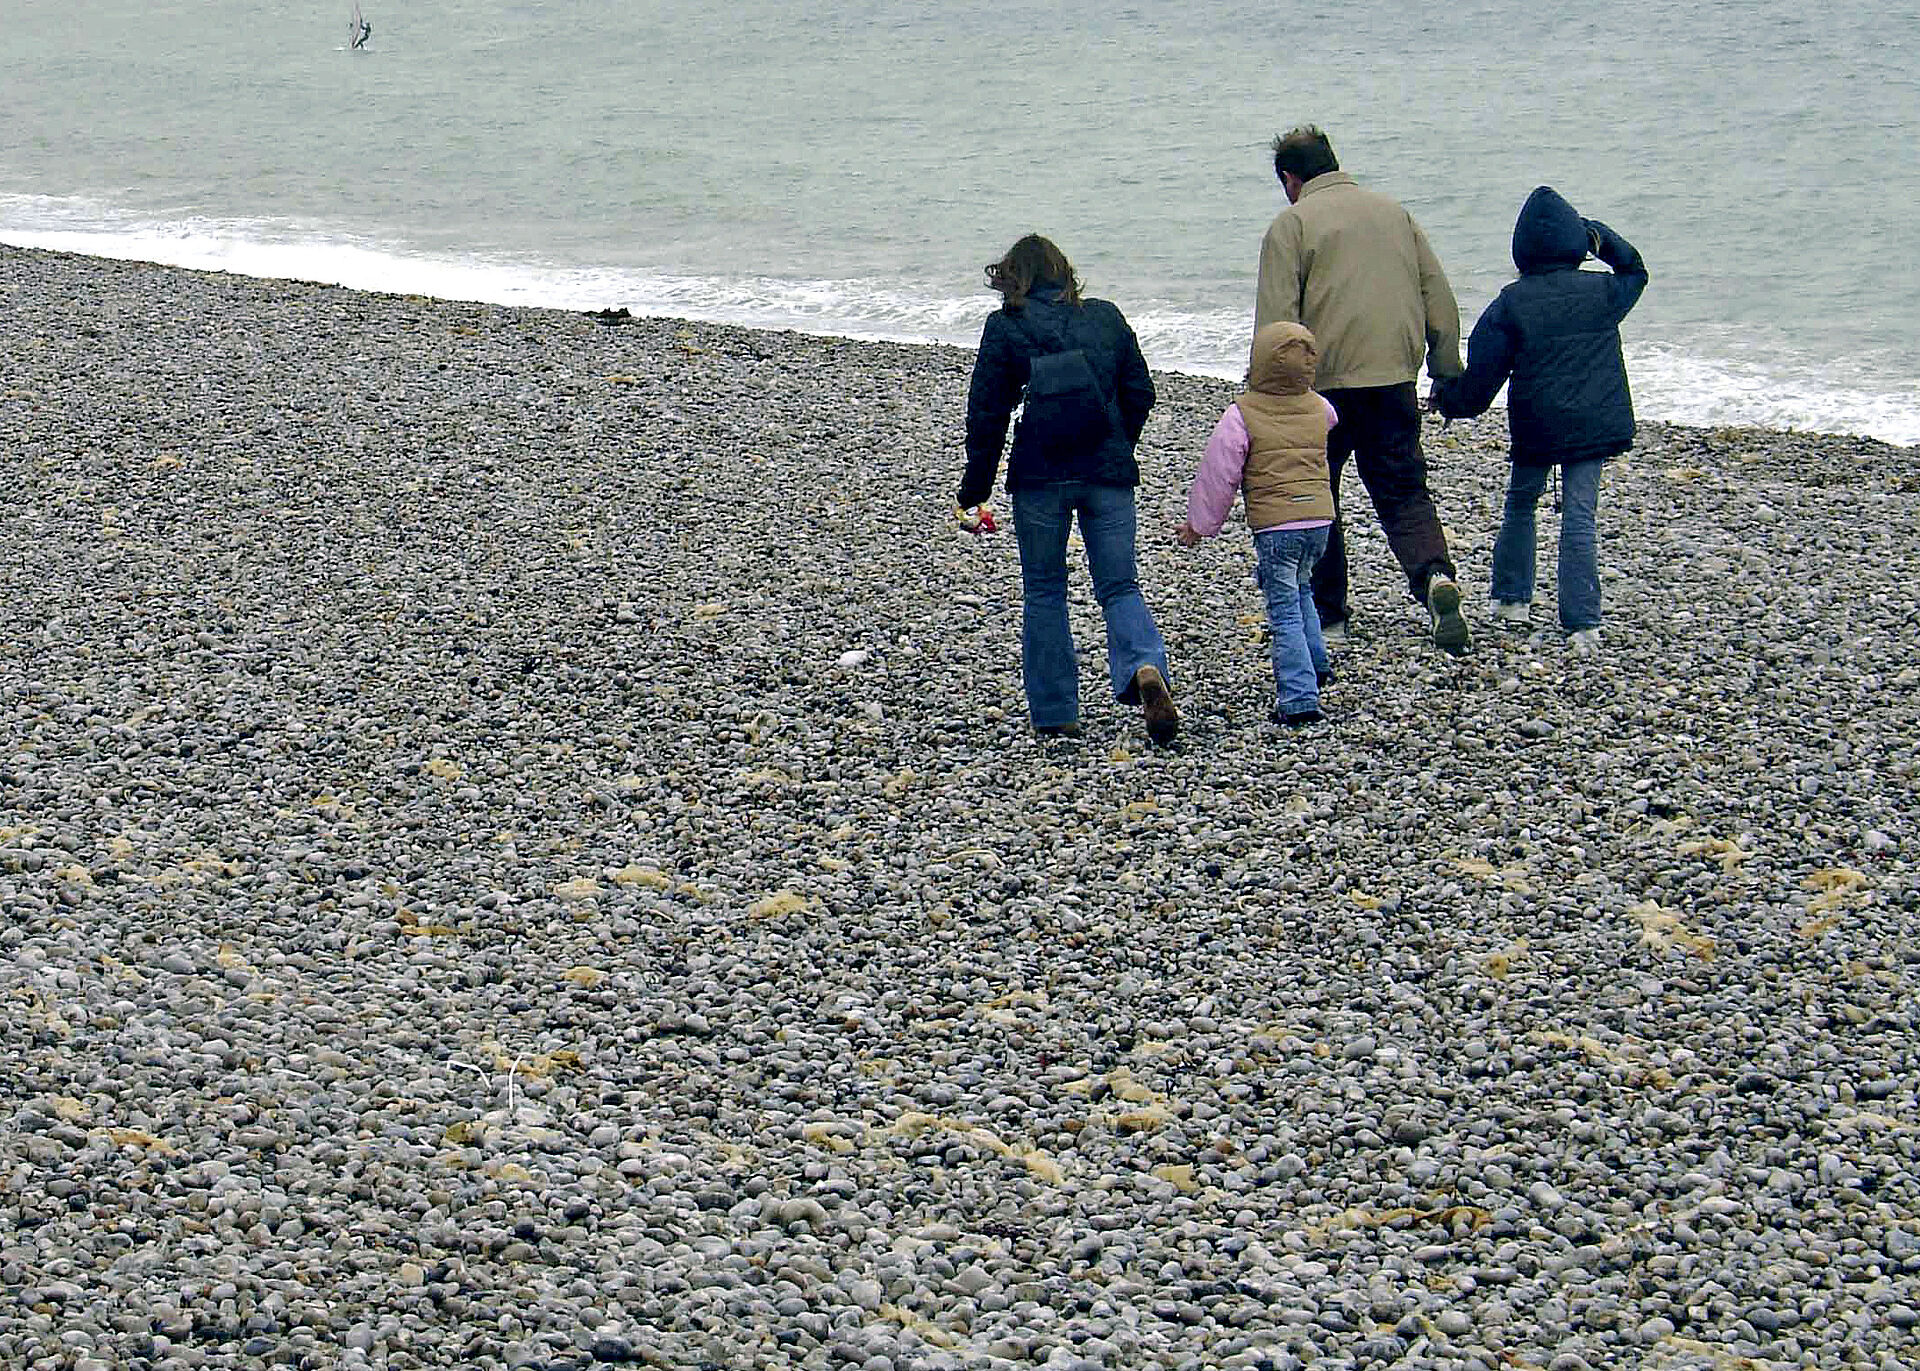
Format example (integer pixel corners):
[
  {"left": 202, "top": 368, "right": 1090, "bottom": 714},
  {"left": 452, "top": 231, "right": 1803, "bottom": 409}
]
[{"left": 1175, "top": 520, "right": 1201, "bottom": 548}]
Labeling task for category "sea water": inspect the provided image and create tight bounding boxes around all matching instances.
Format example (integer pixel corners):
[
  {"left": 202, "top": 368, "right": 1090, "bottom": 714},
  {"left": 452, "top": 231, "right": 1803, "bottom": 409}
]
[{"left": 4, "top": 0, "right": 1916, "bottom": 443}]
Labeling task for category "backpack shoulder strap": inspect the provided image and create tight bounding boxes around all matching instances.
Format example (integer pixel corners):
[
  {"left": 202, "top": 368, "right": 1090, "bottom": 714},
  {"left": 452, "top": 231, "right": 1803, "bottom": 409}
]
[{"left": 1011, "top": 303, "right": 1074, "bottom": 355}]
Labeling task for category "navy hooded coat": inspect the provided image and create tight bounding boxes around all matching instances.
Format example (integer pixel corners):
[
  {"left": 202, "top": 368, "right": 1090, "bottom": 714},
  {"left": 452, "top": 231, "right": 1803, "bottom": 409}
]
[{"left": 1435, "top": 186, "right": 1648, "bottom": 465}]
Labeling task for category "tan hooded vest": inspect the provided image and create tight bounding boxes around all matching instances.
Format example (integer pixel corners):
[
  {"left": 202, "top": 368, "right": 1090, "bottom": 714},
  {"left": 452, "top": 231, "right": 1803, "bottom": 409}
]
[{"left": 1237, "top": 322, "right": 1335, "bottom": 527}]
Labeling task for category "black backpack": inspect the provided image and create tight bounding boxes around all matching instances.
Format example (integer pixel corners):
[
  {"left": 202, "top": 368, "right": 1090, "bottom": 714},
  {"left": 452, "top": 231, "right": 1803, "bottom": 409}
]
[{"left": 1014, "top": 308, "right": 1115, "bottom": 457}]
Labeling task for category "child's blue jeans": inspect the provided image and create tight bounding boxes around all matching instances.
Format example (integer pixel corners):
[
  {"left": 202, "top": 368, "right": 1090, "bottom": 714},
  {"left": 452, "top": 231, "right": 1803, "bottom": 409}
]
[
  {"left": 1254, "top": 525, "right": 1331, "bottom": 716},
  {"left": 1491, "top": 458, "right": 1604, "bottom": 632}
]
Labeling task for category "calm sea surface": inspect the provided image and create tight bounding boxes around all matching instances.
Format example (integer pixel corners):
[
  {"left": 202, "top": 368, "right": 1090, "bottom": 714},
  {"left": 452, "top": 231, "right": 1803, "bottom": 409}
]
[{"left": 5, "top": 0, "right": 1917, "bottom": 442}]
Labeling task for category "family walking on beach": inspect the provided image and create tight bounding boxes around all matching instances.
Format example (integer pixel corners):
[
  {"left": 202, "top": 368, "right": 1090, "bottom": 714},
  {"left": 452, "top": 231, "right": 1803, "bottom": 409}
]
[{"left": 956, "top": 125, "right": 1647, "bottom": 747}]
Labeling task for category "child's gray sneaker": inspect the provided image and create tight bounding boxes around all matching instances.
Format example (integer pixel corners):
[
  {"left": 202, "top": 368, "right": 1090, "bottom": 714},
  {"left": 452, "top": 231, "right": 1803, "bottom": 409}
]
[{"left": 1491, "top": 599, "right": 1531, "bottom": 625}]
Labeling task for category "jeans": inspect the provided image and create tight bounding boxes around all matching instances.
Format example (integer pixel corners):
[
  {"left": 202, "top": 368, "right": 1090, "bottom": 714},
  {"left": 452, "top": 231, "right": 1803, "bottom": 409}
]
[
  {"left": 1254, "top": 525, "right": 1331, "bottom": 715},
  {"left": 1312, "top": 382, "right": 1457, "bottom": 627},
  {"left": 1011, "top": 481, "right": 1169, "bottom": 728},
  {"left": 1490, "top": 458, "right": 1604, "bottom": 631}
]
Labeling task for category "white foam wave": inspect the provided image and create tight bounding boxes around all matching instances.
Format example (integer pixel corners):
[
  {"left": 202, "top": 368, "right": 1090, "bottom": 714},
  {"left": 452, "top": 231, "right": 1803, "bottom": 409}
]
[
  {"left": 3, "top": 196, "right": 1913, "bottom": 446},
  {"left": 1626, "top": 342, "right": 1919, "bottom": 446}
]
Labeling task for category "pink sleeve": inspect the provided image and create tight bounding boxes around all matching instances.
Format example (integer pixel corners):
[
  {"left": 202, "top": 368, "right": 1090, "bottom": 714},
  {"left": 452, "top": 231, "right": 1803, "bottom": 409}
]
[
  {"left": 1186, "top": 404, "right": 1249, "bottom": 538},
  {"left": 1321, "top": 394, "right": 1338, "bottom": 429}
]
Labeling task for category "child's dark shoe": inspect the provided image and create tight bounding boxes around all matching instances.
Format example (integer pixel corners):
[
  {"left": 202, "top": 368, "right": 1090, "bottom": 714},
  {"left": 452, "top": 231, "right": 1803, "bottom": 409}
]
[{"left": 1269, "top": 707, "right": 1326, "bottom": 727}]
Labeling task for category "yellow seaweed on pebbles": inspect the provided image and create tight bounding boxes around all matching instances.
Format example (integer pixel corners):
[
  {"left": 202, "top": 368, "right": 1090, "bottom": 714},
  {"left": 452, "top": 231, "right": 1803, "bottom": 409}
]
[
  {"left": 748, "top": 890, "right": 817, "bottom": 919},
  {"left": 1150, "top": 1163, "right": 1199, "bottom": 1194},
  {"left": 1676, "top": 834, "right": 1749, "bottom": 873},
  {"left": 1302, "top": 1203, "right": 1492, "bottom": 1242},
  {"left": 1628, "top": 900, "right": 1716, "bottom": 961},
  {"left": 1483, "top": 938, "right": 1529, "bottom": 980},
  {"left": 800, "top": 1122, "right": 859, "bottom": 1154},
  {"left": 883, "top": 1112, "right": 1064, "bottom": 1183},
  {"left": 1804, "top": 866, "right": 1867, "bottom": 896},
  {"left": 607, "top": 863, "right": 676, "bottom": 892},
  {"left": 1799, "top": 867, "right": 1870, "bottom": 934}
]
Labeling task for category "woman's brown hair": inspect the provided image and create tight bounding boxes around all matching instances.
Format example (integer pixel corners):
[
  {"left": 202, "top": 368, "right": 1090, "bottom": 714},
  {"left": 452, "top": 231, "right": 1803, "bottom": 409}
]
[{"left": 984, "top": 234, "right": 1083, "bottom": 310}]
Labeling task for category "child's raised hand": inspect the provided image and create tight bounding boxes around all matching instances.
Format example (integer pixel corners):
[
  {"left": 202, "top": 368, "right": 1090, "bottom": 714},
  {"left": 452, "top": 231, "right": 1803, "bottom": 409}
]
[{"left": 1175, "top": 520, "right": 1201, "bottom": 548}]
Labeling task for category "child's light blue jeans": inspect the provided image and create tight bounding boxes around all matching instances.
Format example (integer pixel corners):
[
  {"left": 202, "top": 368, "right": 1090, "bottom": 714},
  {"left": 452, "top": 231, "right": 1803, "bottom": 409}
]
[
  {"left": 1254, "top": 525, "right": 1331, "bottom": 716},
  {"left": 1491, "top": 458, "right": 1604, "bottom": 631}
]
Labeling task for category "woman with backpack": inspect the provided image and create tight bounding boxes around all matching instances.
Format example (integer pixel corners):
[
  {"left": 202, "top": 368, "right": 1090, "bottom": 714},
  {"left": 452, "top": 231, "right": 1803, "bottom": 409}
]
[{"left": 955, "top": 234, "right": 1178, "bottom": 745}]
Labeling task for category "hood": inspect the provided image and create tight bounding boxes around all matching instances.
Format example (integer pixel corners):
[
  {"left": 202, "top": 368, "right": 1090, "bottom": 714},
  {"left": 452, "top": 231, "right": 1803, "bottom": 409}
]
[
  {"left": 1247, "top": 321, "right": 1318, "bottom": 396},
  {"left": 1511, "top": 185, "right": 1588, "bottom": 273}
]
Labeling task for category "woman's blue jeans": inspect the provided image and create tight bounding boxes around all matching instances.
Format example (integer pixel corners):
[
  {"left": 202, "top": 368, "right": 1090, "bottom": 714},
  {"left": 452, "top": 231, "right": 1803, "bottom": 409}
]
[
  {"left": 1491, "top": 458, "right": 1604, "bottom": 632},
  {"left": 1011, "top": 481, "right": 1169, "bottom": 729},
  {"left": 1254, "top": 525, "right": 1331, "bottom": 715}
]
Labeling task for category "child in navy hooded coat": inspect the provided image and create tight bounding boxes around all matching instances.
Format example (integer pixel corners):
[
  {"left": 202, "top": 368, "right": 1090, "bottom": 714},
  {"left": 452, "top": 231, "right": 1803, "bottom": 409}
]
[{"left": 1434, "top": 186, "right": 1647, "bottom": 653}]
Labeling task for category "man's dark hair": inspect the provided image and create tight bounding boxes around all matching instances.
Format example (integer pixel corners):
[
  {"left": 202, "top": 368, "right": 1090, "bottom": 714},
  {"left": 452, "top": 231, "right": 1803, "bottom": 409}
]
[{"left": 1271, "top": 125, "right": 1339, "bottom": 183}]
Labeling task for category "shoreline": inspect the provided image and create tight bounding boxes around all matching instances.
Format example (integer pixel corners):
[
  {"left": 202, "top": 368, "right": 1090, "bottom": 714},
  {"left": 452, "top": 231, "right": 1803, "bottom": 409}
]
[
  {"left": 2, "top": 242, "right": 1917, "bottom": 1370},
  {"left": 6, "top": 240, "right": 1915, "bottom": 451}
]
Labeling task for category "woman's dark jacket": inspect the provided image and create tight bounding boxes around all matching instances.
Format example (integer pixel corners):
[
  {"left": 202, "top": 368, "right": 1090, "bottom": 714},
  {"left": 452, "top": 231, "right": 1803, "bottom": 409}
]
[
  {"left": 958, "top": 284, "right": 1156, "bottom": 507},
  {"left": 1434, "top": 186, "right": 1647, "bottom": 466}
]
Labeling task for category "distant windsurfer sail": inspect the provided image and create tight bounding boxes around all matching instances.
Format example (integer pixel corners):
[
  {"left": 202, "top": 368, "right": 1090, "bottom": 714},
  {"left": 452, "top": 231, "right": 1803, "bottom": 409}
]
[{"left": 349, "top": 3, "right": 371, "bottom": 49}]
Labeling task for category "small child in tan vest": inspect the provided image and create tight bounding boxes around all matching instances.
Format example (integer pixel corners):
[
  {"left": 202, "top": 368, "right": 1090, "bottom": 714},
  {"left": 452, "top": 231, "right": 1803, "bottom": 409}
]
[{"left": 1176, "top": 322, "right": 1338, "bottom": 725}]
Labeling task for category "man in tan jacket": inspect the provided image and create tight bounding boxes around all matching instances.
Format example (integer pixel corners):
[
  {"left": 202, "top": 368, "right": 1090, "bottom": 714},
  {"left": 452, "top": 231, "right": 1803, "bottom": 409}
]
[{"left": 1255, "top": 125, "right": 1470, "bottom": 653}]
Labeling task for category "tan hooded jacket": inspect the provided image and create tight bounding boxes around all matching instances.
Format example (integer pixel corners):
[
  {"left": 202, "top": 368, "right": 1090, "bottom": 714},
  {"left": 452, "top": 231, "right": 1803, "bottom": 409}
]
[
  {"left": 1237, "top": 322, "right": 1335, "bottom": 527},
  {"left": 1254, "top": 171, "right": 1464, "bottom": 391}
]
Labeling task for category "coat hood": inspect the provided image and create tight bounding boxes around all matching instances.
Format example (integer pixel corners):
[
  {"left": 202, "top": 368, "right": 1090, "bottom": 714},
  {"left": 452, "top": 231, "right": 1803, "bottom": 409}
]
[
  {"left": 1247, "top": 321, "right": 1318, "bottom": 396},
  {"left": 1512, "top": 185, "right": 1588, "bottom": 274}
]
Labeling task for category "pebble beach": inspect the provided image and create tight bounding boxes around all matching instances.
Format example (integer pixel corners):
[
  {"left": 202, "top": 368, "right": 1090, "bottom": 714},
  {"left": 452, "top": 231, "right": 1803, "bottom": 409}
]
[{"left": 3, "top": 245, "right": 1918, "bottom": 1371}]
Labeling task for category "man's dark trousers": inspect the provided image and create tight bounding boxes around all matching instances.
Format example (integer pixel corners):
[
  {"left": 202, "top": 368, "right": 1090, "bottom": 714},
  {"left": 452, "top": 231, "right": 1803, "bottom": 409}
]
[{"left": 1312, "top": 381, "right": 1456, "bottom": 630}]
